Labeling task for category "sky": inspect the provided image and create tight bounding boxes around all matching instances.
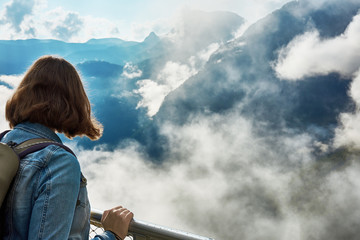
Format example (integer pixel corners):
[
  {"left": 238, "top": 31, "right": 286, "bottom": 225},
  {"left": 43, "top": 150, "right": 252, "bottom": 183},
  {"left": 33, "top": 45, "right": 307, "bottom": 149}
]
[{"left": 0, "top": 0, "right": 291, "bottom": 42}]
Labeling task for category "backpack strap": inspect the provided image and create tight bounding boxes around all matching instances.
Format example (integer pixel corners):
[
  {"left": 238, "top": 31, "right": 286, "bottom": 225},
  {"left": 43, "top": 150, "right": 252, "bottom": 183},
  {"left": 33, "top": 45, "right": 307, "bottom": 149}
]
[
  {"left": 0, "top": 130, "right": 76, "bottom": 158},
  {"left": 0, "top": 130, "right": 10, "bottom": 140},
  {"left": 14, "top": 139, "right": 76, "bottom": 158}
]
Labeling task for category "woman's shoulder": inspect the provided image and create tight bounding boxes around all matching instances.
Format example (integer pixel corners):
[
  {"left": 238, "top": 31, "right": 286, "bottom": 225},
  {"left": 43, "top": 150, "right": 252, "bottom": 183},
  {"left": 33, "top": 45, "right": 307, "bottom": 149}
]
[
  {"left": 46, "top": 144, "right": 80, "bottom": 171},
  {"left": 19, "top": 142, "right": 80, "bottom": 178},
  {"left": 41, "top": 145, "right": 82, "bottom": 185}
]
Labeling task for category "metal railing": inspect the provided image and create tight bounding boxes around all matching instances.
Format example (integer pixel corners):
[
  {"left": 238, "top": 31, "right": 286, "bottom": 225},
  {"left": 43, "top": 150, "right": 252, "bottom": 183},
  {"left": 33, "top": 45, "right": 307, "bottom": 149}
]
[{"left": 90, "top": 209, "right": 215, "bottom": 240}]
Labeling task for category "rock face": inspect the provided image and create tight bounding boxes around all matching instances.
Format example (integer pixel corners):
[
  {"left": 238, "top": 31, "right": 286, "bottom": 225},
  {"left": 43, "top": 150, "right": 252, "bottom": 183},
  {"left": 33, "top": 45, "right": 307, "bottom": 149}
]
[{"left": 156, "top": 1, "right": 359, "bottom": 143}]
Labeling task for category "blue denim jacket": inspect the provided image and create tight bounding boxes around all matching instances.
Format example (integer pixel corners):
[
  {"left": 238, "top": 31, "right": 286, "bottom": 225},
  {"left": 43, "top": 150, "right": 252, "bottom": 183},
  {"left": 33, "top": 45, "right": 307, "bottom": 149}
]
[{"left": 1, "top": 122, "right": 117, "bottom": 240}]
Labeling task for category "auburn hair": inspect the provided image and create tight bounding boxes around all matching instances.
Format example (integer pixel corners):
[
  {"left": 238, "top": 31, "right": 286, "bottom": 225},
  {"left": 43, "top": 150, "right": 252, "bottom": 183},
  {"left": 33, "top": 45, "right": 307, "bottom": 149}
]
[{"left": 6, "top": 55, "right": 103, "bottom": 140}]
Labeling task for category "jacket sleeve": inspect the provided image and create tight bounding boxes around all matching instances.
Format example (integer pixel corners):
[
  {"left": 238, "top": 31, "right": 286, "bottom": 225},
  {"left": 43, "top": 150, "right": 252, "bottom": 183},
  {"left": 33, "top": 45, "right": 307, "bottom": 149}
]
[
  {"left": 27, "top": 147, "right": 81, "bottom": 240},
  {"left": 92, "top": 231, "right": 118, "bottom": 240}
]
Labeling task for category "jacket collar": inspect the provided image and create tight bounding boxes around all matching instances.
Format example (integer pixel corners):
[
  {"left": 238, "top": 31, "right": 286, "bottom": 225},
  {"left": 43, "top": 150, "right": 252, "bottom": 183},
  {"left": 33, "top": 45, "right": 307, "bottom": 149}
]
[{"left": 14, "top": 122, "right": 62, "bottom": 143}]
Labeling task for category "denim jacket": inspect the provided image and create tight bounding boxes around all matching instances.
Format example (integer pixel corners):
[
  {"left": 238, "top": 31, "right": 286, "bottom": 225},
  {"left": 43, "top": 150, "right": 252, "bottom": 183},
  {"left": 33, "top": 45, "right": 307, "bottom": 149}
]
[{"left": 1, "top": 122, "right": 117, "bottom": 240}]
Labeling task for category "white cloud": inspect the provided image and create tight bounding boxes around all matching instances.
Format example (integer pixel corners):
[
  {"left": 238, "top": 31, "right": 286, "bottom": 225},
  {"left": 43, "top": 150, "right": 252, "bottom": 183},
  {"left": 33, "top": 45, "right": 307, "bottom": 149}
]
[
  {"left": 0, "top": 2, "right": 126, "bottom": 42},
  {"left": 76, "top": 114, "right": 290, "bottom": 237},
  {"left": 334, "top": 70, "right": 360, "bottom": 148},
  {"left": 40, "top": 7, "right": 124, "bottom": 42},
  {"left": 45, "top": 8, "right": 84, "bottom": 41},
  {"left": 175, "top": 0, "right": 290, "bottom": 24},
  {"left": 0, "top": 0, "right": 173, "bottom": 42},
  {"left": 75, "top": 110, "right": 360, "bottom": 239},
  {"left": 274, "top": 13, "right": 360, "bottom": 80},
  {"left": 197, "top": 43, "right": 219, "bottom": 62},
  {"left": 0, "top": 0, "right": 35, "bottom": 32},
  {"left": 122, "top": 63, "right": 143, "bottom": 79},
  {"left": 232, "top": 21, "right": 251, "bottom": 40},
  {"left": 135, "top": 43, "right": 219, "bottom": 117},
  {"left": 0, "top": 74, "right": 22, "bottom": 130},
  {"left": 74, "top": 15, "right": 123, "bottom": 42},
  {"left": 0, "top": 85, "right": 13, "bottom": 130},
  {"left": 2, "top": 73, "right": 360, "bottom": 239},
  {"left": 0, "top": 74, "right": 23, "bottom": 87},
  {"left": 0, "top": 0, "right": 50, "bottom": 39},
  {"left": 135, "top": 62, "right": 197, "bottom": 117},
  {"left": 0, "top": 0, "right": 293, "bottom": 42},
  {"left": 126, "top": 0, "right": 291, "bottom": 40},
  {"left": 134, "top": 79, "right": 169, "bottom": 117},
  {"left": 130, "top": 19, "right": 172, "bottom": 41},
  {"left": 270, "top": 13, "right": 360, "bottom": 150}
]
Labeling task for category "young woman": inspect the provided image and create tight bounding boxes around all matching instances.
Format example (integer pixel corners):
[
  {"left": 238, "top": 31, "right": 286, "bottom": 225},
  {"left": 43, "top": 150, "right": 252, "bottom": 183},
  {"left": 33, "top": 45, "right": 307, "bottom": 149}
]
[{"left": 1, "top": 56, "right": 133, "bottom": 240}]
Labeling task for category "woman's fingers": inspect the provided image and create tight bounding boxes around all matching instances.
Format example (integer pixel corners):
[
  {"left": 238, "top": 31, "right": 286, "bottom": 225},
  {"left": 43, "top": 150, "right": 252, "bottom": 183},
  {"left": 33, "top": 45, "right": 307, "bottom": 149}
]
[
  {"left": 123, "top": 210, "right": 134, "bottom": 220},
  {"left": 101, "top": 206, "right": 134, "bottom": 240},
  {"left": 101, "top": 209, "right": 110, "bottom": 222}
]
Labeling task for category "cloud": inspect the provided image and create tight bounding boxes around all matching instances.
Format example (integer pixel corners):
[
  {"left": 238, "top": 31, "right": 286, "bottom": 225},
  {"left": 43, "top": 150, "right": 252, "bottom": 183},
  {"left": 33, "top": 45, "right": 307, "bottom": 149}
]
[
  {"left": 135, "top": 43, "right": 219, "bottom": 117},
  {"left": 122, "top": 63, "right": 143, "bottom": 79},
  {"left": 0, "top": 0, "right": 280, "bottom": 42},
  {"left": 2, "top": 71, "right": 360, "bottom": 240},
  {"left": 74, "top": 15, "right": 123, "bottom": 42},
  {"left": 135, "top": 61, "right": 198, "bottom": 117},
  {"left": 0, "top": 0, "right": 173, "bottom": 42},
  {"left": 41, "top": 8, "right": 121, "bottom": 42},
  {"left": 0, "top": 0, "right": 35, "bottom": 32},
  {"left": 40, "top": 7, "right": 122, "bottom": 42},
  {"left": 76, "top": 113, "right": 287, "bottom": 238},
  {"left": 48, "top": 10, "right": 84, "bottom": 41},
  {"left": 0, "top": 0, "right": 288, "bottom": 42},
  {"left": 0, "top": 74, "right": 22, "bottom": 130},
  {"left": 271, "top": 11, "right": 360, "bottom": 150},
  {"left": 130, "top": 19, "right": 172, "bottom": 41},
  {"left": 173, "top": 0, "right": 290, "bottom": 24},
  {"left": 134, "top": 79, "right": 169, "bottom": 117},
  {"left": 0, "top": 74, "right": 22, "bottom": 87},
  {"left": 334, "top": 70, "right": 360, "bottom": 148},
  {"left": 76, "top": 110, "right": 360, "bottom": 239},
  {"left": 0, "top": 85, "right": 13, "bottom": 130},
  {"left": 0, "top": 2, "right": 125, "bottom": 42},
  {"left": 274, "top": 13, "right": 360, "bottom": 80}
]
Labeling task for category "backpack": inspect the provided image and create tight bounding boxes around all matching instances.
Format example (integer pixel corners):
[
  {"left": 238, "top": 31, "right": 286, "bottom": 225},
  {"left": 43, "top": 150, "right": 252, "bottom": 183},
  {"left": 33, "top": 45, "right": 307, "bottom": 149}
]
[{"left": 0, "top": 130, "right": 75, "bottom": 207}]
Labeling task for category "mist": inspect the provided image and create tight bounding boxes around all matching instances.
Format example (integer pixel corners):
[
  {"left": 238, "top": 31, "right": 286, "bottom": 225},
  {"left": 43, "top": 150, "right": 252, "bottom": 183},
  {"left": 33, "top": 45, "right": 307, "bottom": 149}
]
[
  {"left": 77, "top": 110, "right": 360, "bottom": 240},
  {"left": 80, "top": 1, "right": 360, "bottom": 239},
  {"left": 0, "top": 74, "right": 22, "bottom": 130}
]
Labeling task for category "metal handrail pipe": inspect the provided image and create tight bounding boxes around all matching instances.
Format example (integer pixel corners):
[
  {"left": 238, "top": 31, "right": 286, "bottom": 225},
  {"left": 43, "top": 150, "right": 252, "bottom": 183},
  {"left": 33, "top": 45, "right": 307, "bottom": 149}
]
[{"left": 90, "top": 209, "right": 215, "bottom": 240}]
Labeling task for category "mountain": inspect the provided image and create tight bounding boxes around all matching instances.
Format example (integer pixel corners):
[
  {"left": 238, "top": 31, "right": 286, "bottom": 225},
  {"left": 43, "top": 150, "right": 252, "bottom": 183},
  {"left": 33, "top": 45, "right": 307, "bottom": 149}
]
[
  {"left": 2, "top": 4, "right": 359, "bottom": 158},
  {"left": 0, "top": 32, "right": 164, "bottom": 75},
  {"left": 165, "top": 10, "right": 245, "bottom": 61},
  {"left": 85, "top": 38, "right": 138, "bottom": 47},
  {"left": 5, "top": 10, "right": 240, "bottom": 152},
  {"left": 155, "top": 1, "right": 360, "bottom": 149}
]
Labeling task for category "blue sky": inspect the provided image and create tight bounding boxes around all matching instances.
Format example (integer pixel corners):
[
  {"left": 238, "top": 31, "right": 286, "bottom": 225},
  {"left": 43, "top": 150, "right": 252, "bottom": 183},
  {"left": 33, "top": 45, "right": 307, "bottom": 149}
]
[{"left": 0, "top": 0, "right": 291, "bottom": 42}]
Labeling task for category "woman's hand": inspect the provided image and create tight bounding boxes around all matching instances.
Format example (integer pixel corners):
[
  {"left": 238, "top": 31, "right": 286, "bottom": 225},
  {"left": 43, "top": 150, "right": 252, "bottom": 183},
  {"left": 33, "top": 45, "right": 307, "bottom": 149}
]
[{"left": 101, "top": 206, "right": 134, "bottom": 240}]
